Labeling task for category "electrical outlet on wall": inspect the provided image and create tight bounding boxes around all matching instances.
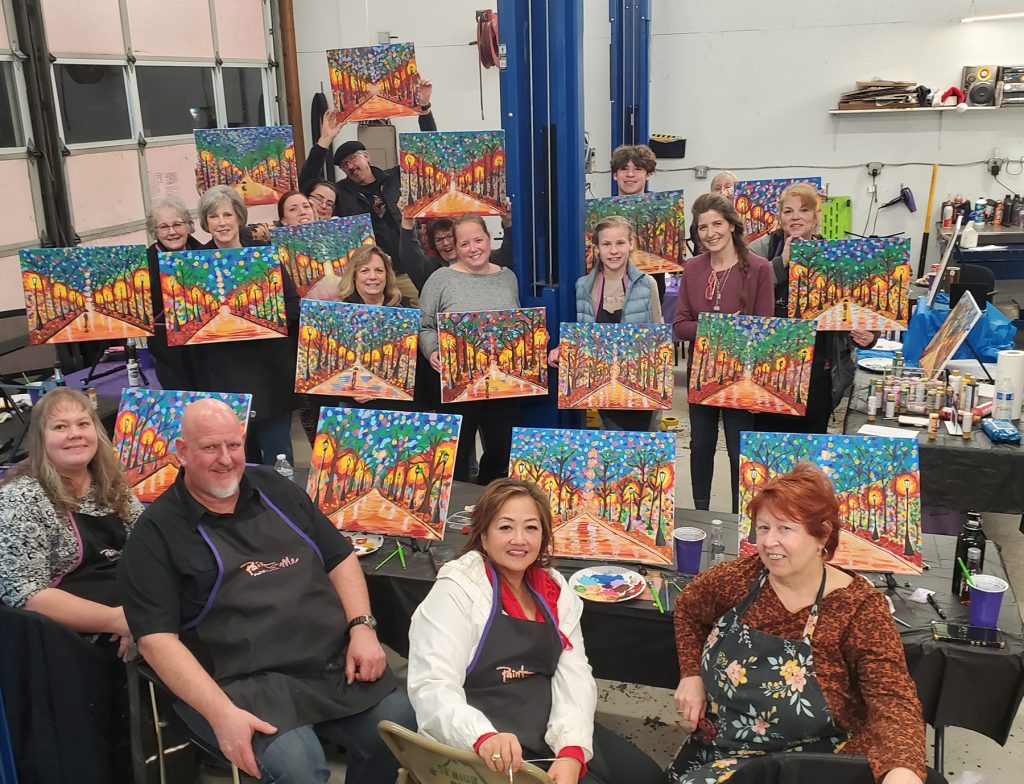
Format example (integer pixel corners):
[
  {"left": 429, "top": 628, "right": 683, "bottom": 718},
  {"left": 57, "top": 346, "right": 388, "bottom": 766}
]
[{"left": 695, "top": 166, "right": 708, "bottom": 179}]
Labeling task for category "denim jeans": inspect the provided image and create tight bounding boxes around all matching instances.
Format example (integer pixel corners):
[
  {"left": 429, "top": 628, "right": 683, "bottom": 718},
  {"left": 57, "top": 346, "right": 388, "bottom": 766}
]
[
  {"left": 688, "top": 403, "right": 753, "bottom": 513},
  {"left": 245, "top": 411, "right": 294, "bottom": 465},
  {"left": 178, "top": 688, "right": 416, "bottom": 784}
]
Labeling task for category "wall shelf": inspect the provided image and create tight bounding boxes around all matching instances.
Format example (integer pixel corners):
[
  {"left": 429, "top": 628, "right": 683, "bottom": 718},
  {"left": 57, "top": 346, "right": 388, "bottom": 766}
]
[{"left": 829, "top": 106, "right": 1005, "bottom": 115}]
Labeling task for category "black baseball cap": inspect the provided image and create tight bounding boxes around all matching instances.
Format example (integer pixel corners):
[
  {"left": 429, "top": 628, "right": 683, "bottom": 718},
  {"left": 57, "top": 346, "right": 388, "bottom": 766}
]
[{"left": 334, "top": 140, "right": 366, "bottom": 166}]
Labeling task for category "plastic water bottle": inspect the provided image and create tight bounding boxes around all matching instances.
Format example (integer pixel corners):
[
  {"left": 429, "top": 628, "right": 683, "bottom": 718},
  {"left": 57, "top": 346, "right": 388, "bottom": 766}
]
[
  {"left": 274, "top": 454, "right": 294, "bottom": 481},
  {"left": 709, "top": 520, "right": 727, "bottom": 565},
  {"left": 126, "top": 357, "right": 142, "bottom": 387},
  {"left": 994, "top": 376, "right": 1015, "bottom": 421}
]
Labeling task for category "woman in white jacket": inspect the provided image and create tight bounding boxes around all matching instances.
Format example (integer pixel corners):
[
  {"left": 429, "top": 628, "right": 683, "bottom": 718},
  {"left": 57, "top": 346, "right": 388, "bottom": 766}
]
[{"left": 407, "top": 479, "right": 664, "bottom": 784}]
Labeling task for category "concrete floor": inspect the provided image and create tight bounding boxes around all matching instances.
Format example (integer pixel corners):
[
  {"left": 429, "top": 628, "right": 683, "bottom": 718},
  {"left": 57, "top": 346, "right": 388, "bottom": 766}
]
[{"left": 203, "top": 366, "right": 1023, "bottom": 783}]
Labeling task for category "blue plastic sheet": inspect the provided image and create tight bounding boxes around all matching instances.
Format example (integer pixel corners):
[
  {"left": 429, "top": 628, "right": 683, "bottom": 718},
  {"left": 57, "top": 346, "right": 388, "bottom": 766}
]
[{"left": 902, "top": 293, "right": 1016, "bottom": 366}]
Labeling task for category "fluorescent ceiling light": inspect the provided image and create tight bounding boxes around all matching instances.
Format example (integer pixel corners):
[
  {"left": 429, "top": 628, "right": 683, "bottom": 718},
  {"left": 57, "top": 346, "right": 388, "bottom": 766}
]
[{"left": 961, "top": 11, "right": 1024, "bottom": 22}]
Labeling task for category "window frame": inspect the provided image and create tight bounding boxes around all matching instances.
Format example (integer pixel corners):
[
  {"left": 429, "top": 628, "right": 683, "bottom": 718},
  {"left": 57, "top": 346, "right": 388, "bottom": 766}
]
[
  {"left": 133, "top": 60, "right": 220, "bottom": 143},
  {"left": 50, "top": 56, "right": 136, "bottom": 150}
]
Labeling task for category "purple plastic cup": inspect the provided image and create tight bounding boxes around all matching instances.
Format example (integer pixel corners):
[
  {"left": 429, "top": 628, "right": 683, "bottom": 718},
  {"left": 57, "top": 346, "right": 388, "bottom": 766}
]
[
  {"left": 969, "top": 575, "right": 1008, "bottom": 628},
  {"left": 673, "top": 527, "right": 707, "bottom": 574}
]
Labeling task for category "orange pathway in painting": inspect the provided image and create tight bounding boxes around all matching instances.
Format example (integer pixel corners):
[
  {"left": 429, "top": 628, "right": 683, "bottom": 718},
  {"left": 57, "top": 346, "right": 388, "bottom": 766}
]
[
  {"left": 49, "top": 310, "right": 149, "bottom": 343},
  {"left": 412, "top": 189, "right": 502, "bottom": 218},
  {"left": 307, "top": 363, "right": 412, "bottom": 400},
  {"left": 190, "top": 308, "right": 283, "bottom": 344},
  {"left": 832, "top": 529, "right": 922, "bottom": 574},
  {"left": 813, "top": 301, "right": 903, "bottom": 331},
  {"left": 699, "top": 378, "right": 799, "bottom": 415},
  {"left": 554, "top": 512, "right": 667, "bottom": 563},
  {"left": 348, "top": 95, "right": 418, "bottom": 123},
  {"left": 234, "top": 177, "right": 281, "bottom": 206},
  {"left": 453, "top": 368, "right": 547, "bottom": 401},
  {"left": 330, "top": 488, "right": 439, "bottom": 539},
  {"left": 631, "top": 249, "right": 684, "bottom": 274},
  {"left": 573, "top": 379, "right": 664, "bottom": 409}
]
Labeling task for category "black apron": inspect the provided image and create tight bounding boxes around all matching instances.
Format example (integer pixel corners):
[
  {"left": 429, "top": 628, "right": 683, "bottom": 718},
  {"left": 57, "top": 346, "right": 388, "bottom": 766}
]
[
  {"left": 669, "top": 569, "right": 847, "bottom": 784},
  {"left": 181, "top": 489, "right": 396, "bottom": 735},
  {"left": 53, "top": 511, "right": 127, "bottom": 607},
  {"left": 463, "top": 566, "right": 563, "bottom": 756}
]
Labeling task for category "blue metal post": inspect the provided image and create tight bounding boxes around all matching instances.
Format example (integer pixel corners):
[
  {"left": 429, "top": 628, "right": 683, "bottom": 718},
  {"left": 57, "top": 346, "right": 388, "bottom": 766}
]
[
  {"left": 609, "top": 0, "right": 651, "bottom": 194},
  {"left": 498, "top": 0, "right": 585, "bottom": 428}
]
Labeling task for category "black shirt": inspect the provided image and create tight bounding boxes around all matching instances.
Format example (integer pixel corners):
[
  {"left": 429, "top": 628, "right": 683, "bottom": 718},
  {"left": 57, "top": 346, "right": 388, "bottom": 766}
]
[{"left": 119, "top": 466, "right": 352, "bottom": 639}]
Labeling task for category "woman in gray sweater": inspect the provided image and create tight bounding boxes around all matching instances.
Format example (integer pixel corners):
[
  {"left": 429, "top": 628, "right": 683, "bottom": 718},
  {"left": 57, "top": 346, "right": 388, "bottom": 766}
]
[{"left": 419, "top": 215, "right": 523, "bottom": 484}]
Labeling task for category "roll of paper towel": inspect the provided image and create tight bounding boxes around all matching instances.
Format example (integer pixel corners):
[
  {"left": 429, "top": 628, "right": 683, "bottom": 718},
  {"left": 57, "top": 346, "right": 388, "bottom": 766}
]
[{"left": 995, "top": 349, "right": 1024, "bottom": 420}]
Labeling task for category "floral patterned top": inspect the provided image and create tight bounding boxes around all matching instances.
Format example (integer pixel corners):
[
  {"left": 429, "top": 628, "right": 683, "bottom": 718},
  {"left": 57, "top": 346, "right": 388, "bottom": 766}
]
[
  {"left": 0, "top": 474, "right": 143, "bottom": 608},
  {"left": 675, "top": 555, "right": 927, "bottom": 782}
]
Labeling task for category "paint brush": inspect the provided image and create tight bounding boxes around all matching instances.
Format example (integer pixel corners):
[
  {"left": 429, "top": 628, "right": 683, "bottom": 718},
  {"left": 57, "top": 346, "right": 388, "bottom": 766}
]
[
  {"left": 396, "top": 542, "right": 407, "bottom": 570},
  {"left": 648, "top": 578, "right": 665, "bottom": 613},
  {"left": 374, "top": 544, "right": 404, "bottom": 571}
]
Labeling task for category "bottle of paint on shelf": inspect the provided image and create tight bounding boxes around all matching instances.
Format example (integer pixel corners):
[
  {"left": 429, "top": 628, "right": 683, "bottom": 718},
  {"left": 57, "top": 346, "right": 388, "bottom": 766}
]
[{"left": 867, "top": 385, "right": 879, "bottom": 422}]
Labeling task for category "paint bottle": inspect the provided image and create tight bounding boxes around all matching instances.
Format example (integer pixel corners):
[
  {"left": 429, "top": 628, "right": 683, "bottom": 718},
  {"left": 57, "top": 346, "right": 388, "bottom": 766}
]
[
  {"left": 127, "top": 357, "right": 142, "bottom": 388},
  {"left": 928, "top": 412, "right": 939, "bottom": 439},
  {"left": 962, "top": 411, "right": 974, "bottom": 439},
  {"left": 959, "top": 547, "right": 983, "bottom": 604},
  {"left": 867, "top": 387, "right": 879, "bottom": 421},
  {"left": 941, "top": 197, "right": 954, "bottom": 229},
  {"left": 87, "top": 387, "right": 98, "bottom": 410},
  {"left": 949, "top": 371, "right": 962, "bottom": 404},
  {"left": 884, "top": 391, "right": 896, "bottom": 420},
  {"left": 962, "top": 374, "right": 978, "bottom": 413},
  {"left": 952, "top": 515, "right": 986, "bottom": 595},
  {"left": 892, "top": 351, "right": 904, "bottom": 377}
]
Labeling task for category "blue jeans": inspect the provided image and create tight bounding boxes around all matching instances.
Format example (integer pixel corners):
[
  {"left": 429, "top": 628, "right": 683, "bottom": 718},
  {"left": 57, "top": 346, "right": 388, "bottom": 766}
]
[
  {"left": 245, "top": 411, "right": 294, "bottom": 465},
  {"left": 178, "top": 689, "right": 416, "bottom": 784}
]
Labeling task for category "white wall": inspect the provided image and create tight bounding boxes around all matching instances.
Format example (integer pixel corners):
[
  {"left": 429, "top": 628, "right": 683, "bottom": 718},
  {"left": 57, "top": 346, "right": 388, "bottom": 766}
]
[{"left": 291, "top": 1, "right": 1024, "bottom": 268}]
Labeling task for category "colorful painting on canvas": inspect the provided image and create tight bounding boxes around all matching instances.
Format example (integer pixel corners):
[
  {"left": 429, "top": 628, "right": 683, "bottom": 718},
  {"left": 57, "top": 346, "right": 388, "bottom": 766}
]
[
  {"left": 327, "top": 43, "right": 420, "bottom": 123},
  {"left": 437, "top": 308, "right": 549, "bottom": 404},
  {"left": 917, "top": 291, "right": 984, "bottom": 374},
  {"left": 194, "top": 126, "right": 297, "bottom": 206},
  {"left": 399, "top": 131, "right": 507, "bottom": 218},
  {"left": 158, "top": 247, "right": 288, "bottom": 346},
  {"left": 114, "top": 388, "right": 251, "bottom": 502},
  {"left": 733, "top": 177, "right": 822, "bottom": 242},
  {"left": 296, "top": 299, "right": 419, "bottom": 400},
  {"left": 269, "top": 216, "right": 375, "bottom": 298},
  {"left": 19, "top": 246, "right": 154, "bottom": 344},
  {"left": 557, "top": 322, "right": 674, "bottom": 410},
  {"left": 739, "top": 432, "right": 923, "bottom": 574},
  {"left": 307, "top": 407, "right": 461, "bottom": 540},
  {"left": 789, "top": 237, "right": 912, "bottom": 331},
  {"left": 508, "top": 428, "right": 675, "bottom": 566},
  {"left": 688, "top": 314, "right": 816, "bottom": 416},
  {"left": 584, "top": 190, "right": 686, "bottom": 274}
]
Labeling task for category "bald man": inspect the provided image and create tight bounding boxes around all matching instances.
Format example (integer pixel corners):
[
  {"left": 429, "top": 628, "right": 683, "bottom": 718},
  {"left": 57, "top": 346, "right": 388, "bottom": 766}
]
[{"left": 119, "top": 399, "right": 414, "bottom": 783}]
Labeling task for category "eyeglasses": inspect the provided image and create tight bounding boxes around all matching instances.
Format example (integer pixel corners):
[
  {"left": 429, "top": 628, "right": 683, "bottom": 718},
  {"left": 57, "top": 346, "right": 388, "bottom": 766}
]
[
  {"left": 155, "top": 221, "right": 188, "bottom": 233},
  {"left": 434, "top": 232, "right": 456, "bottom": 244},
  {"left": 309, "top": 194, "right": 335, "bottom": 209}
]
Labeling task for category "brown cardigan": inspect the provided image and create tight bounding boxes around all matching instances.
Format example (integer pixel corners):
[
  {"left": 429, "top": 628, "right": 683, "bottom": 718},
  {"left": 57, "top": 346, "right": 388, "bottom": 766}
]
[{"left": 674, "top": 555, "right": 927, "bottom": 782}]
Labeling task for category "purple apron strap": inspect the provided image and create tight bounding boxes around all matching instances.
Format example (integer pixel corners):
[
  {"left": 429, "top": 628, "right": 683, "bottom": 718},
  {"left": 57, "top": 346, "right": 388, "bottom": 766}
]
[
  {"left": 182, "top": 524, "right": 226, "bottom": 630},
  {"left": 257, "top": 491, "right": 324, "bottom": 566},
  {"left": 466, "top": 563, "right": 501, "bottom": 675}
]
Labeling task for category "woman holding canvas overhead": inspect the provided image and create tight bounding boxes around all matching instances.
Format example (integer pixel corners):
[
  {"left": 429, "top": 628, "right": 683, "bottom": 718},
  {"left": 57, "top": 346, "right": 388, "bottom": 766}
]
[
  {"left": 673, "top": 193, "right": 773, "bottom": 513},
  {"left": 751, "top": 182, "right": 877, "bottom": 434}
]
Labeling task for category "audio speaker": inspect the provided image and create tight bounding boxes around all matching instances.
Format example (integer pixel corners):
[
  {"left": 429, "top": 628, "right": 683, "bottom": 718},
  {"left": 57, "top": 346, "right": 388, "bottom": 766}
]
[{"left": 962, "top": 65, "right": 997, "bottom": 106}]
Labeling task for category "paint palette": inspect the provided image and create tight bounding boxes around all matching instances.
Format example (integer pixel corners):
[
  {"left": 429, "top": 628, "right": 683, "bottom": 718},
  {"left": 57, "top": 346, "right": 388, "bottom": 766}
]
[
  {"left": 341, "top": 532, "right": 384, "bottom": 557},
  {"left": 568, "top": 566, "right": 646, "bottom": 603}
]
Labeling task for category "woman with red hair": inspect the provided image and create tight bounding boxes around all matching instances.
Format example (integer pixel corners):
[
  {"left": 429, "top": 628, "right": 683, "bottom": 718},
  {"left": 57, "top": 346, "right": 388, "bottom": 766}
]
[{"left": 668, "top": 463, "right": 928, "bottom": 784}]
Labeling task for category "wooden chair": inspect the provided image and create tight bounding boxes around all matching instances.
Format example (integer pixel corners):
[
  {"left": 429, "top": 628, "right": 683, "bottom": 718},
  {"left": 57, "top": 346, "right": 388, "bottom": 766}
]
[{"left": 377, "top": 721, "right": 552, "bottom": 784}]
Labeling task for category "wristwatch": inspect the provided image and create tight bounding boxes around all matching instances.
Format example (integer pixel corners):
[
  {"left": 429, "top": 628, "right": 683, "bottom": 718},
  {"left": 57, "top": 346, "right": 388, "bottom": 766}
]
[{"left": 347, "top": 614, "right": 378, "bottom": 633}]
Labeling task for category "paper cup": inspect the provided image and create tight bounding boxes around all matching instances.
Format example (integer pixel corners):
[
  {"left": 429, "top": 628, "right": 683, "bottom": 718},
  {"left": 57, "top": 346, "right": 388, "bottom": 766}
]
[
  {"left": 673, "top": 527, "right": 707, "bottom": 574},
  {"left": 968, "top": 574, "right": 1008, "bottom": 628}
]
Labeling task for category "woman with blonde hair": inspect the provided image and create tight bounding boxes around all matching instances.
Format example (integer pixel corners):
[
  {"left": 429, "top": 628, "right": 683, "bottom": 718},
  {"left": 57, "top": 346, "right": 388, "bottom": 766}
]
[
  {"left": 751, "top": 182, "right": 877, "bottom": 434},
  {"left": 0, "top": 388, "right": 142, "bottom": 655},
  {"left": 337, "top": 244, "right": 409, "bottom": 307},
  {"left": 549, "top": 215, "right": 663, "bottom": 431}
]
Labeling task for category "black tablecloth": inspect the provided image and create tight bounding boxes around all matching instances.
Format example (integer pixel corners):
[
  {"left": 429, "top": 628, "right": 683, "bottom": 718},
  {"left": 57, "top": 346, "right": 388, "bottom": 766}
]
[
  {"left": 363, "top": 483, "right": 1024, "bottom": 748},
  {"left": 844, "top": 410, "right": 1024, "bottom": 515}
]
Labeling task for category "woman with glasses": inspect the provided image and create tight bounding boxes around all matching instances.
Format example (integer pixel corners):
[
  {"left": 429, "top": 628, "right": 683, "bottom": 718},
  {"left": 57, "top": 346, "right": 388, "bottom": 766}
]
[
  {"left": 672, "top": 193, "right": 773, "bottom": 513},
  {"left": 304, "top": 179, "right": 339, "bottom": 221},
  {"left": 145, "top": 196, "right": 204, "bottom": 390}
]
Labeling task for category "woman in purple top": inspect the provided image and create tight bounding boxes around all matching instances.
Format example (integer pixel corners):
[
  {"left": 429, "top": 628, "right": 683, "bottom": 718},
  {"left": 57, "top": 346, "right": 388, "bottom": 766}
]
[{"left": 673, "top": 194, "right": 774, "bottom": 513}]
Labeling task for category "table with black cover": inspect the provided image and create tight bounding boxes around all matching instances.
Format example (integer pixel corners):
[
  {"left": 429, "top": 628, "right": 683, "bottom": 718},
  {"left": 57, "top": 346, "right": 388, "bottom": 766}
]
[
  {"left": 844, "top": 409, "right": 1024, "bottom": 520},
  {"left": 363, "top": 482, "right": 1024, "bottom": 771}
]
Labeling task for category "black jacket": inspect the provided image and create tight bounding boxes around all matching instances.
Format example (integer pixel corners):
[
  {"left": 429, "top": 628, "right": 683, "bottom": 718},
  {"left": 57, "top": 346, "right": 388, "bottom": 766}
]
[
  {"left": 146, "top": 236, "right": 205, "bottom": 391},
  {"left": 188, "top": 239, "right": 301, "bottom": 420},
  {"left": 398, "top": 226, "right": 514, "bottom": 292}
]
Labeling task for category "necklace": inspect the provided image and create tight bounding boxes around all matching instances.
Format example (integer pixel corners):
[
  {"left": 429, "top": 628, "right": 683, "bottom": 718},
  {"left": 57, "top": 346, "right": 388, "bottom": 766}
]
[{"left": 705, "top": 266, "right": 733, "bottom": 312}]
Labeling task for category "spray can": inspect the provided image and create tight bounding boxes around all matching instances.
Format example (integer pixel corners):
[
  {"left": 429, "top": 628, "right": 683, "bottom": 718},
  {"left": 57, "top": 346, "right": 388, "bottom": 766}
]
[
  {"left": 974, "top": 197, "right": 986, "bottom": 223},
  {"left": 941, "top": 197, "right": 954, "bottom": 229},
  {"left": 994, "top": 201, "right": 1004, "bottom": 227}
]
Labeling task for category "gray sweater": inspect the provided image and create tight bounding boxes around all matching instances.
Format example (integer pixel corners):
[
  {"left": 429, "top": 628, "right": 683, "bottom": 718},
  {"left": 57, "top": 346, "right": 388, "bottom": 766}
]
[{"left": 418, "top": 266, "right": 520, "bottom": 357}]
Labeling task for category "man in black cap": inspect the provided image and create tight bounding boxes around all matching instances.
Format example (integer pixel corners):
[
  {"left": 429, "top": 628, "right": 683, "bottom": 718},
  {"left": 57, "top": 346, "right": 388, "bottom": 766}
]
[{"left": 299, "top": 81, "right": 436, "bottom": 300}]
